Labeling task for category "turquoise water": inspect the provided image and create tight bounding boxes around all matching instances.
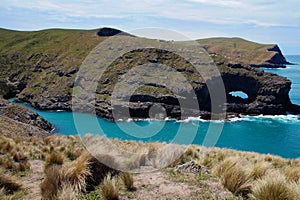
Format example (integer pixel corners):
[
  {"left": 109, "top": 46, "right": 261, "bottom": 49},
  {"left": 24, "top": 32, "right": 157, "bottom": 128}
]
[
  {"left": 11, "top": 55, "right": 300, "bottom": 158},
  {"left": 263, "top": 55, "right": 300, "bottom": 105}
]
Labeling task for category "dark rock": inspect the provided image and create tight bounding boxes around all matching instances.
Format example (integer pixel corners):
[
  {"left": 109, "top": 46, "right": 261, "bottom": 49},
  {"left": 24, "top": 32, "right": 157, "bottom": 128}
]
[
  {"left": 96, "top": 27, "right": 131, "bottom": 37},
  {"left": 56, "top": 70, "right": 65, "bottom": 77},
  {"left": 65, "top": 68, "right": 78, "bottom": 77},
  {"left": 266, "top": 45, "right": 290, "bottom": 65},
  {"left": 0, "top": 98, "right": 54, "bottom": 133},
  {"left": 228, "top": 63, "right": 243, "bottom": 68},
  {"left": 174, "top": 161, "right": 210, "bottom": 174}
]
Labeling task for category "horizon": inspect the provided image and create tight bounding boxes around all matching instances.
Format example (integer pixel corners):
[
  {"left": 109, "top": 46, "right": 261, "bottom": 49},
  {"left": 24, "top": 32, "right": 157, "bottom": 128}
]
[{"left": 1, "top": 0, "right": 299, "bottom": 54}]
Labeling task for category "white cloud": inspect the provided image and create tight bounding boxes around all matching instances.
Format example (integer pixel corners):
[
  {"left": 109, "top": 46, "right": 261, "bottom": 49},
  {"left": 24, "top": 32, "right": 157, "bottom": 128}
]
[
  {"left": 1, "top": 0, "right": 299, "bottom": 28},
  {"left": 187, "top": 0, "right": 245, "bottom": 8}
]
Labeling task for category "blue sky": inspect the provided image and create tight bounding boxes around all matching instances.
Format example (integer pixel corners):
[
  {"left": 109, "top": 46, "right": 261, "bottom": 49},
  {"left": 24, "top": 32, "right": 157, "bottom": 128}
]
[{"left": 0, "top": 0, "right": 299, "bottom": 54}]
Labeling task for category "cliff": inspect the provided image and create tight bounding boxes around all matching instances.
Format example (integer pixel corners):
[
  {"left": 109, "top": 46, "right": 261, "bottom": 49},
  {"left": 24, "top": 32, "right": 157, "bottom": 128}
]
[
  {"left": 0, "top": 98, "right": 53, "bottom": 137},
  {"left": 0, "top": 28, "right": 298, "bottom": 120}
]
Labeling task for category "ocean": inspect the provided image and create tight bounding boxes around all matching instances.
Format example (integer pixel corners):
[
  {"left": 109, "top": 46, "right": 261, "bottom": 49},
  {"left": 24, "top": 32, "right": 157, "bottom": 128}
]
[{"left": 11, "top": 55, "right": 300, "bottom": 158}]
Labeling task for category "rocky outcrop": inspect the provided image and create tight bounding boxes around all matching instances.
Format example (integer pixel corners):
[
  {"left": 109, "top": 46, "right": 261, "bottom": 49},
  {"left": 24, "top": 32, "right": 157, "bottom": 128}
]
[
  {"left": 266, "top": 45, "right": 289, "bottom": 65},
  {"left": 0, "top": 98, "right": 53, "bottom": 134},
  {"left": 89, "top": 47, "right": 298, "bottom": 120}
]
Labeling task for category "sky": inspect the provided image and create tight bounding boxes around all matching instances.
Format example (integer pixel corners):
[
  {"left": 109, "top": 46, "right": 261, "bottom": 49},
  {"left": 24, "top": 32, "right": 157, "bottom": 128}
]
[{"left": 0, "top": 0, "right": 299, "bottom": 54}]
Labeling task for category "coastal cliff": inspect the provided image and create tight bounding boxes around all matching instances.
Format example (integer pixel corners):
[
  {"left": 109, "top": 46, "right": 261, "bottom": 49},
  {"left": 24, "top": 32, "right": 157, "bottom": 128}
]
[
  {"left": 0, "top": 28, "right": 298, "bottom": 120},
  {"left": 0, "top": 98, "right": 53, "bottom": 137}
]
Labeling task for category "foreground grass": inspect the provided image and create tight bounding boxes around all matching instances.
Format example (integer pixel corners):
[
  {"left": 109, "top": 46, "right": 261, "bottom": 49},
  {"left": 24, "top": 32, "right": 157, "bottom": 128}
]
[{"left": 1, "top": 132, "right": 300, "bottom": 199}]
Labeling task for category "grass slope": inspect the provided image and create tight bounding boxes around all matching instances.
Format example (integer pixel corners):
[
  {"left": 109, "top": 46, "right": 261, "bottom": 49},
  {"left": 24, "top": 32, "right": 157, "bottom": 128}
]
[{"left": 197, "top": 37, "right": 276, "bottom": 64}]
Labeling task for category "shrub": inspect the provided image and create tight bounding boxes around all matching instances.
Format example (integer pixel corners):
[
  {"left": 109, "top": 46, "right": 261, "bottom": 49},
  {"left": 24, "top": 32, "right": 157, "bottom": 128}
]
[
  {"left": 120, "top": 172, "right": 134, "bottom": 191},
  {"left": 99, "top": 173, "right": 119, "bottom": 200},
  {"left": 251, "top": 174, "right": 296, "bottom": 200}
]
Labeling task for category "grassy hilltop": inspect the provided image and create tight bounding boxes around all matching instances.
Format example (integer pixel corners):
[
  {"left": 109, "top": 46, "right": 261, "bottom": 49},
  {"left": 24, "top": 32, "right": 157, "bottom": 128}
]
[{"left": 197, "top": 37, "right": 285, "bottom": 65}]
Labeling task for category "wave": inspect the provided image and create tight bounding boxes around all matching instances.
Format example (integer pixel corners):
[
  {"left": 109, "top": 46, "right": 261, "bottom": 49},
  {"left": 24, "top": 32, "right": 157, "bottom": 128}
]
[
  {"left": 239, "top": 114, "right": 300, "bottom": 124},
  {"left": 114, "top": 114, "right": 300, "bottom": 124}
]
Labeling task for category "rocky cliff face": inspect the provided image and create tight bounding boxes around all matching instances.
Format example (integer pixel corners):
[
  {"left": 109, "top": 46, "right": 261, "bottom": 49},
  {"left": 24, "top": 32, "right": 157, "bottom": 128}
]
[
  {"left": 0, "top": 28, "right": 298, "bottom": 120},
  {"left": 89, "top": 48, "right": 297, "bottom": 120},
  {"left": 0, "top": 98, "right": 53, "bottom": 137}
]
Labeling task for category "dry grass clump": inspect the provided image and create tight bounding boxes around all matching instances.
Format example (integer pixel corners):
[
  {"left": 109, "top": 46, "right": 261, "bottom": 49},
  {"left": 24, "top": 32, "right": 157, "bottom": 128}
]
[
  {"left": 99, "top": 173, "right": 119, "bottom": 200},
  {"left": 60, "top": 151, "right": 92, "bottom": 192},
  {"left": 56, "top": 183, "right": 79, "bottom": 200},
  {"left": 0, "top": 137, "right": 15, "bottom": 154},
  {"left": 120, "top": 172, "right": 134, "bottom": 191},
  {"left": 250, "top": 162, "right": 272, "bottom": 180},
  {"left": 251, "top": 174, "right": 297, "bottom": 200},
  {"left": 200, "top": 148, "right": 227, "bottom": 168},
  {"left": 40, "top": 165, "right": 62, "bottom": 199},
  {"left": 213, "top": 157, "right": 252, "bottom": 197},
  {"left": 40, "top": 152, "right": 92, "bottom": 199},
  {"left": 40, "top": 151, "right": 119, "bottom": 199},
  {"left": 85, "top": 154, "right": 120, "bottom": 191},
  {"left": 45, "top": 151, "right": 64, "bottom": 167},
  {"left": 0, "top": 168, "right": 22, "bottom": 194},
  {"left": 151, "top": 144, "right": 185, "bottom": 168},
  {"left": 12, "top": 151, "right": 27, "bottom": 162},
  {"left": 282, "top": 166, "right": 300, "bottom": 182}
]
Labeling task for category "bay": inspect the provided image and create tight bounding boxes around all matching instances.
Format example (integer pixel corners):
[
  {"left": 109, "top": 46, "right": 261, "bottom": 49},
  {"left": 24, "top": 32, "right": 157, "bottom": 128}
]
[{"left": 11, "top": 55, "right": 300, "bottom": 159}]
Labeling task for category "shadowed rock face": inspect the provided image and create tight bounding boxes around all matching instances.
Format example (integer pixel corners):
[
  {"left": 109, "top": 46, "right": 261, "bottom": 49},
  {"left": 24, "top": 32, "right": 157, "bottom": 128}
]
[
  {"left": 266, "top": 45, "right": 289, "bottom": 65},
  {"left": 97, "top": 27, "right": 131, "bottom": 37}
]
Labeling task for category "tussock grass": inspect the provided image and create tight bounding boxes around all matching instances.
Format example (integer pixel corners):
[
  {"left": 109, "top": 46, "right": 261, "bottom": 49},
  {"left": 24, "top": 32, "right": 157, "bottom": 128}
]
[
  {"left": 56, "top": 183, "right": 79, "bottom": 200},
  {"left": 60, "top": 151, "right": 91, "bottom": 192},
  {"left": 85, "top": 154, "right": 119, "bottom": 191},
  {"left": 3, "top": 131, "right": 300, "bottom": 199},
  {"left": 250, "top": 162, "right": 272, "bottom": 180},
  {"left": 0, "top": 168, "right": 22, "bottom": 194},
  {"left": 40, "top": 165, "right": 62, "bottom": 199},
  {"left": 151, "top": 144, "right": 185, "bottom": 168},
  {"left": 282, "top": 166, "right": 300, "bottom": 182},
  {"left": 99, "top": 173, "right": 119, "bottom": 200},
  {"left": 45, "top": 151, "right": 64, "bottom": 167},
  {"left": 251, "top": 174, "right": 297, "bottom": 200},
  {"left": 12, "top": 151, "right": 27, "bottom": 162},
  {"left": 120, "top": 172, "right": 134, "bottom": 191},
  {"left": 41, "top": 152, "right": 92, "bottom": 199},
  {"left": 213, "top": 157, "right": 252, "bottom": 197}
]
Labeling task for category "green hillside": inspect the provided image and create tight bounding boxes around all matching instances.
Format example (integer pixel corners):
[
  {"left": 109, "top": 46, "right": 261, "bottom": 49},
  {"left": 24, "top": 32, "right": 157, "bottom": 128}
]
[{"left": 197, "top": 37, "right": 283, "bottom": 65}]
